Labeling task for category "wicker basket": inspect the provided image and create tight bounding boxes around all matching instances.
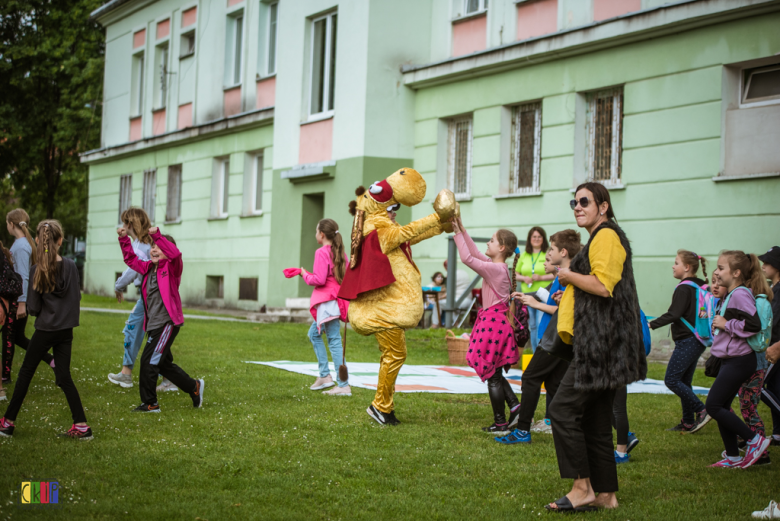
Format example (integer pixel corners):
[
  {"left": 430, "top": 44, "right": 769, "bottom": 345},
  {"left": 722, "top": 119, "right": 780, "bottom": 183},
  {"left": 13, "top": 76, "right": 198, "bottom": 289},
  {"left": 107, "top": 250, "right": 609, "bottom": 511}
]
[{"left": 445, "top": 329, "right": 469, "bottom": 366}]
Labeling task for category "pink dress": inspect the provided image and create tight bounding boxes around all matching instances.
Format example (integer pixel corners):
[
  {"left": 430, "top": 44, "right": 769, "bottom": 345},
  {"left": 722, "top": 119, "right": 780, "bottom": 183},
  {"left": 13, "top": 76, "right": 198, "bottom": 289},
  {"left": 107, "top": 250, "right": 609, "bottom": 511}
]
[
  {"left": 454, "top": 230, "right": 519, "bottom": 381},
  {"left": 302, "top": 245, "right": 349, "bottom": 331}
]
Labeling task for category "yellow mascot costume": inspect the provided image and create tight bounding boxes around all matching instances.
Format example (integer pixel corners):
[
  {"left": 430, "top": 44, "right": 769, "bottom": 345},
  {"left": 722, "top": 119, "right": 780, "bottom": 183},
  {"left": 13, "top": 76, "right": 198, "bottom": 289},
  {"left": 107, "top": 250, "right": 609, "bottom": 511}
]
[{"left": 338, "top": 167, "right": 457, "bottom": 426}]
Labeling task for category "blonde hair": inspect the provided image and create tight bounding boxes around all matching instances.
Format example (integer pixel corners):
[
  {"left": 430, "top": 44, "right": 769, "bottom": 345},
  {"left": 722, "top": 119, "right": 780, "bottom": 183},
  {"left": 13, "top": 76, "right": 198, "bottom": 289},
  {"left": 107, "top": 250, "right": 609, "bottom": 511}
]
[
  {"left": 120, "top": 207, "right": 152, "bottom": 245},
  {"left": 317, "top": 219, "right": 345, "bottom": 284},
  {"left": 32, "top": 220, "right": 64, "bottom": 293},
  {"left": 720, "top": 250, "right": 773, "bottom": 302},
  {"left": 6, "top": 208, "right": 36, "bottom": 265}
]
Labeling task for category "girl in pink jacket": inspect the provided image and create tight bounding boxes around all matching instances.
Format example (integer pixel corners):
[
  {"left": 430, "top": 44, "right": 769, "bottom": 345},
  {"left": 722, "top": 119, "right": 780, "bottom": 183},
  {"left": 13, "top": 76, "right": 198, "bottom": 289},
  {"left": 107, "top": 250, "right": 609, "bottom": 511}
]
[{"left": 295, "top": 219, "right": 350, "bottom": 396}]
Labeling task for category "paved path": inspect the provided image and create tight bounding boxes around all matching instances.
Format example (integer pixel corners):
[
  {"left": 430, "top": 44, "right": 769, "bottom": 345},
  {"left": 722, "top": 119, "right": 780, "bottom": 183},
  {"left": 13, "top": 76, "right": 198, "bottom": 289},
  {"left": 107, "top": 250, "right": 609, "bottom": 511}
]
[{"left": 81, "top": 307, "right": 249, "bottom": 323}]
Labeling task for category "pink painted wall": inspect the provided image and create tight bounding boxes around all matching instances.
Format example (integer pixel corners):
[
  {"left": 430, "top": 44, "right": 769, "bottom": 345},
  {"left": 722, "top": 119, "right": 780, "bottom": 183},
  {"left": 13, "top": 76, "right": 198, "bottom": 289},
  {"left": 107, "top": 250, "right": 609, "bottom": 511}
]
[
  {"left": 133, "top": 29, "right": 146, "bottom": 49},
  {"left": 256, "top": 77, "right": 276, "bottom": 109},
  {"left": 156, "top": 19, "right": 170, "bottom": 40},
  {"left": 452, "top": 15, "right": 487, "bottom": 57},
  {"left": 299, "top": 119, "right": 333, "bottom": 165},
  {"left": 227, "top": 0, "right": 243, "bottom": 6},
  {"left": 129, "top": 117, "right": 143, "bottom": 141},
  {"left": 152, "top": 109, "right": 166, "bottom": 136},
  {"left": 181, "top": 7, "right": 197, "bottom": 28},
  {"left": 593, "top": 0, "right": 641, "bottom": 21},
  {"left": 178, "top": 103, "right": 193, "bottom": 130},
  {"left": 517, "top": 0, "right": 558, "bottom": 40},
  {"left": 224, "top": 86, "right": 242, "bottom": 117}
]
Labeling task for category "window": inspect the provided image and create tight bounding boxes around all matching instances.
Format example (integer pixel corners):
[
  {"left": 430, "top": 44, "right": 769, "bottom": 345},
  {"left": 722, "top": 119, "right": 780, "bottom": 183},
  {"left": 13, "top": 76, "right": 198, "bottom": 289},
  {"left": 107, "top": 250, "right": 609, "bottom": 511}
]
[
  {"left": 586, "top": 88, "right": 623, "bottom": 185},
  {"left": 447, "top": 117, "right": 473, "bottom": 200},
  {"left": 509, "top": 102, "right": 542, "bottom": 194},
  {"left": 166, "top": 165, "right": 182, "bottom": 222},
  {"left": 253, "top": 154, "right": 263, "bottom": 213},
  {"left": 219, "top": 159, "right": 230, "bottom": 216},
  {"left": 118, "top": 174, "right": 133, "bottom": 223},
  {"left": 267, "top": 3, "right": 278, "bottom": 74},
  {"left": 142, "top": 169, "right": 157, "bottom": 222},
  {"left": 239, "top": 277, "right": 258, "bottom": 300},
  {"left": 464, "top": 0, "right": 488, "bottom": 15},
  {"left": 131, "top": 53, "right": 145, "bottom": 116},
  {"left": 154, "top": 44, "right": 169, "bottom": 109},
  {"left": 180, "top": 31, "right": 195, "bottom": 58},
  {"left": 226, "top": 14, "right": 244, "bottom": 86},
  {"left": 309, "top": 12, "right": 337, "bottom": 118},
  {"left": 741, "top": 64, "right": 780, "bottom": 106},
  {"left": 206, "top": 275, "right": 224, "bottom": 299}
]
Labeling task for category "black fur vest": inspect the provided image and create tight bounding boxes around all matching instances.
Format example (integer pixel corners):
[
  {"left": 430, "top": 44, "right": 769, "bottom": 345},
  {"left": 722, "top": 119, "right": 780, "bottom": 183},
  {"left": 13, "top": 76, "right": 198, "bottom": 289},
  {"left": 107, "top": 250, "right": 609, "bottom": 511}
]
[{"left": 569, "top": 221, "right": 647, "bottom": 392}]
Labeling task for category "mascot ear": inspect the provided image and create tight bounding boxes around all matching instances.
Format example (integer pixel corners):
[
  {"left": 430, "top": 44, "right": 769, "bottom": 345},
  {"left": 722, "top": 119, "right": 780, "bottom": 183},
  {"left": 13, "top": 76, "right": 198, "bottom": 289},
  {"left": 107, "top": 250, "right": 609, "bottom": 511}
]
[
  {"left": 355, "top": 186, "right": 366, "bottom": 196},
  {"left": 349, "top": 200, "right": 358, "bottom": 217}
]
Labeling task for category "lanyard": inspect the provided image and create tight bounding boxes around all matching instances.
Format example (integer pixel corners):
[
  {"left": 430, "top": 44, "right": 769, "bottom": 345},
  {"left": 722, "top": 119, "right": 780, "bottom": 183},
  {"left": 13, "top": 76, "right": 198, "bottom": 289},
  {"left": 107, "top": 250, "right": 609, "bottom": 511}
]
[{"left": 530, "top": 252, "right": 543, "bottom": 273}]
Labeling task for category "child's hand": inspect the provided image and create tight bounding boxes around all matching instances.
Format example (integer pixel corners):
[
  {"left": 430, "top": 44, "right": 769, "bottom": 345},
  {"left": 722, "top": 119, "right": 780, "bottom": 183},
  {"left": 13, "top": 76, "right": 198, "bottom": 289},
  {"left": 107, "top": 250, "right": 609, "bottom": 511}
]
[
  {"left": 712, "top": 315, "right": 726, "bottom": 332},
  {"left": 117, "top": 227, "right": 127, "bottom": 238},
  {"left": 115, "top": 290, "right": 124, "bottom": 303},
  {"left": 450, "top": 217, "right": 461, "bottom": 234},
  {"left": 149, "top": 227, "right": 159, "bottom": 235},
  {"left": 552, "top": 290, "right": 564, "bottom": 304},
  {"left": 300, "top": 267, "right": 308, "bottom": 277}
]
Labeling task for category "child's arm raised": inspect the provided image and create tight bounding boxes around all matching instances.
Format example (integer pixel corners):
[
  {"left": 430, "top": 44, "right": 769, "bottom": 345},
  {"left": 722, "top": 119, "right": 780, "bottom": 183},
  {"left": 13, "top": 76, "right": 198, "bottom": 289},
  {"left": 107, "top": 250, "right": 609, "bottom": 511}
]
[
  {"left": 150, "top": 228, "right": 183, "bottom": 277},
  {"left": 118, "top": 230, "right": 150, "bottom": 275}
]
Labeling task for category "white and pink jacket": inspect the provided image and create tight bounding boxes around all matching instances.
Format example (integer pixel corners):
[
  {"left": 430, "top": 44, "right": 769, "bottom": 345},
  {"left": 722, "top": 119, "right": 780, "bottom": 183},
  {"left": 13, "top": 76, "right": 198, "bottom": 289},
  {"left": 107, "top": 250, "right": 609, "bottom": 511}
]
[{"left": 302, "top": 245, "right": 349, "bottom": 329}]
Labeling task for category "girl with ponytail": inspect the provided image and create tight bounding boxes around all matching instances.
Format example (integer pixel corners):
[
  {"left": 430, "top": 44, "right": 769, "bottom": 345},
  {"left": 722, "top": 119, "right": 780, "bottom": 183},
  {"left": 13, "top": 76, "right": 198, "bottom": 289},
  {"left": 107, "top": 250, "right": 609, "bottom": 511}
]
[
  {"left": 290, "top": 218, "right": 351, "bottom": 396},
  {"left": 0, "top": 220, "right": 92, "bottom": 440},
  {"left": 450, "top": 216, "right": 521, "bottom": 435},
  {"left": 2, "top": 209, "right": 54, "bottom": 385}
]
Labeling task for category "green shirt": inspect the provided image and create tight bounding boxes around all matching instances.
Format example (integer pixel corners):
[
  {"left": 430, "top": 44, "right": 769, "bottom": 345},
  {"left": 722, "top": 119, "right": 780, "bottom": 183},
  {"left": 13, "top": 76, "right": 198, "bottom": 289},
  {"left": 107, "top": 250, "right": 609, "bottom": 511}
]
[{"left": 515, "top": 251, "right": 547, "bottom": 292}]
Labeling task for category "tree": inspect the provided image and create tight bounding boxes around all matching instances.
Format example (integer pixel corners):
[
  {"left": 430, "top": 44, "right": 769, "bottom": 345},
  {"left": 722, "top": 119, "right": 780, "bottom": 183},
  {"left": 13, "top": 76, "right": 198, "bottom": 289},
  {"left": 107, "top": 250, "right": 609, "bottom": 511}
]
[{"left": 0, "top": 0, "right": 104, "bottom": 247}]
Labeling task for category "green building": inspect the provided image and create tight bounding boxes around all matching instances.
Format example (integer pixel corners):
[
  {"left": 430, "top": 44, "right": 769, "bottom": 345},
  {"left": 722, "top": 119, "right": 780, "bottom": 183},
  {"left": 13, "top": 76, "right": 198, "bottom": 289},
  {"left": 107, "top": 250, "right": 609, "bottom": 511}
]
[{"left": 83, "top": 0, "right": 780, "bottom": 338}]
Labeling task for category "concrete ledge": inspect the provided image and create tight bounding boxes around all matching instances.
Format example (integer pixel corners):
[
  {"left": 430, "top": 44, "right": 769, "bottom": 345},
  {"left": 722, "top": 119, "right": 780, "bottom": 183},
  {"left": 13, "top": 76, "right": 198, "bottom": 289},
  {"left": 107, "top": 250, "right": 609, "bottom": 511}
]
[{"left": 281, "top": 161, "right": 336, "bottom": 183}]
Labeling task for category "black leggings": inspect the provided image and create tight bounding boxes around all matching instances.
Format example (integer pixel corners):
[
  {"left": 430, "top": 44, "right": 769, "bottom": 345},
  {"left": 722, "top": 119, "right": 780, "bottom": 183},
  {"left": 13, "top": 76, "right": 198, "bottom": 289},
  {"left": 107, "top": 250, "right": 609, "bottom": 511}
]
[
  {"left": 487, "top": 366, "right": 519, "bottom": 424},
  {"left": 3, "top": 329, "right": 86, "bottom": 424},
  {"left": 611, "top": 386, "right": 629, "bottom": 446},
  {"left": 2, "top": 309, "right": 54, "bottom": 380},
  {"left": 516, "top": 350, "right": 568, "bottom": 431},
  {"left": 705, "top": 353, "right": 758, "bottom": 457}
]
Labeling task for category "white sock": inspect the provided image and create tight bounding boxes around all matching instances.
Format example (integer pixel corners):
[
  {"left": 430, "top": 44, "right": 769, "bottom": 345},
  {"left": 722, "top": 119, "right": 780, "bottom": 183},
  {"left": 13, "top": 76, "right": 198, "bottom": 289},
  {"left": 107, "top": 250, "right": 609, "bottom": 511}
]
[
  {"left": 616, "top": 450, "right": 627, "bottom": 457},
  {"left": 727, "top": 455, "right": 742, "bottom": 462}
]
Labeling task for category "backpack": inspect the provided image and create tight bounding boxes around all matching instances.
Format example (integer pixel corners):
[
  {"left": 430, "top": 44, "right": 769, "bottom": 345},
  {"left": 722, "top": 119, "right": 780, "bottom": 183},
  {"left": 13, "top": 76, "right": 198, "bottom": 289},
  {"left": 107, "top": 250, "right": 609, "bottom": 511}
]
[
  {"left": 719, "top": 286, "right": 773, "bottom": 353},
  {"left": 677, "top": 280, "right": 716, "bottom": 347},
  {"left": 640, "top": 309, "right": 652, "bottom": 356},
  {"left": 0, "top": 253, "right": 23, "bottom": 301}
]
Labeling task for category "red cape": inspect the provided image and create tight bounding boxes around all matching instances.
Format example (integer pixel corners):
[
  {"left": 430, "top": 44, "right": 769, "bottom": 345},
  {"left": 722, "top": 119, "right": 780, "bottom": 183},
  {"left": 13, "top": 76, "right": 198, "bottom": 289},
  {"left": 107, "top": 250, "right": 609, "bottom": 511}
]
[{"left": 338, "top": 230, "right": 397, "bottom": 300}]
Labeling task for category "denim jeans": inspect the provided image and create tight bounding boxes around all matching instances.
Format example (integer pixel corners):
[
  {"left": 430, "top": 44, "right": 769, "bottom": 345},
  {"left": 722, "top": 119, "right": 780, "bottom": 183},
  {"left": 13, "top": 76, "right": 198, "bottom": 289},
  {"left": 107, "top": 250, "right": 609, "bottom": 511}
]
[
  {"left": 664, "top": 336, "right": 706, "bottom": 424},
  {"left": 528, "top": 308, "right": 539, "bottom": 353},
  {"left": 122, "top": 298, "right": 146, "bottom": 369},
  {"left": 308, "top": 320, "right": 347, "bottom": 387}
]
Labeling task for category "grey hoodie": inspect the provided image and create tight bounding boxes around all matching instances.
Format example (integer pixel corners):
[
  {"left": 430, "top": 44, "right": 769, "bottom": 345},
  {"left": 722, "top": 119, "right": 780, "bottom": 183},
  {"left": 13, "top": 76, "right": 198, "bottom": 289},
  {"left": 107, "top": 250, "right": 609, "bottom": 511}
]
[{"left": 27, "top": 258, "right": 81, "bottom": 331}]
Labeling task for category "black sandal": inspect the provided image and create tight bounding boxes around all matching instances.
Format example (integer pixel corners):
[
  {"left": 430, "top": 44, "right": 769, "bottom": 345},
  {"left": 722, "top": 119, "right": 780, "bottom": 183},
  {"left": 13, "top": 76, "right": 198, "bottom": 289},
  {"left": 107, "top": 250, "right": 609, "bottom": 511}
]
[{"left": 544, "top": 496, "right": 598, "bottom": 513}]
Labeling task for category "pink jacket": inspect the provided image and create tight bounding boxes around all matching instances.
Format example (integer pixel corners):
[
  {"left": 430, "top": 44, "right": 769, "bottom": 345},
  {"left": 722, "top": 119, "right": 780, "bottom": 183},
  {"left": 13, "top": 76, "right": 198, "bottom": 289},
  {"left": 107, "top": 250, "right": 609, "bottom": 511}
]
[
  {"left": 454, "top": 230, "right": 511, "bottom": 309},
  {"left": 302, "top": 245, "right": 348, "bottom": 322},
  {"left": 119, "top": 231, "right": 184, "bottom": 331}
]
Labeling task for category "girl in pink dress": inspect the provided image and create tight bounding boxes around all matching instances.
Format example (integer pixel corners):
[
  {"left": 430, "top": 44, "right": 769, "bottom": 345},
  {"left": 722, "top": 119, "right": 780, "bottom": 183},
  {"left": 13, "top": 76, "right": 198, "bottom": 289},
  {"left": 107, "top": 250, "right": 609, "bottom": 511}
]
[{"left": 451, "top": 217, "right": 521, "bottom": 435}]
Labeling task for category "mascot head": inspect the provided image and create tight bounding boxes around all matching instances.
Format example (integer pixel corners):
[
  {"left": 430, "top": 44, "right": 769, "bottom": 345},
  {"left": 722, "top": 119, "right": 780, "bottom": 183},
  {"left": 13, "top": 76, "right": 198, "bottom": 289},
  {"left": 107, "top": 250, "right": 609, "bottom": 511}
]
[{"left": 349, "top": 168, "right": 426, "bottom": 217}]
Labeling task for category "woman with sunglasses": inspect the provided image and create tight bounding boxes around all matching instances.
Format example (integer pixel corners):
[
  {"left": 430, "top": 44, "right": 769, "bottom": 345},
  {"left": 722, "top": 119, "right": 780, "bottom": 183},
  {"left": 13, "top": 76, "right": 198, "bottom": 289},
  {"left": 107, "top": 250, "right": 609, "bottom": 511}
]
[{"left": 544, "top": 183, "right": 647, "bottom": 513}]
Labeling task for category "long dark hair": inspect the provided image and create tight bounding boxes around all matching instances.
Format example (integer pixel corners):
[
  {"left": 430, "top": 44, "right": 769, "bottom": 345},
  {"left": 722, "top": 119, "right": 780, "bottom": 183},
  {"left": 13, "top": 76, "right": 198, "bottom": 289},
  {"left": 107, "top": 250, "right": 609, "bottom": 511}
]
[
  {"left": 525, "top": 226, "right": 549, "bottom": 255},
  {"left": 575, "top": 182, "right": 616, "bottom": 222},
  {"left": 318, "top": 219, "right": 345, "bottom": 284}
]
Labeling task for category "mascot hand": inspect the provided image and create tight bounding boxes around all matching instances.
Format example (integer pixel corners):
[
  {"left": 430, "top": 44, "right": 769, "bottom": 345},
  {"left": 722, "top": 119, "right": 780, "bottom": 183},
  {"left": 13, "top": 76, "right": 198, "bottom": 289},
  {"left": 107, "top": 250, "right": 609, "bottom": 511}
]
[
  {"left": 433, "top": 189, "right": 457, "bottom": 222},
  {"left": 440, "top": 203, "right": 460, "bottom": 233}
]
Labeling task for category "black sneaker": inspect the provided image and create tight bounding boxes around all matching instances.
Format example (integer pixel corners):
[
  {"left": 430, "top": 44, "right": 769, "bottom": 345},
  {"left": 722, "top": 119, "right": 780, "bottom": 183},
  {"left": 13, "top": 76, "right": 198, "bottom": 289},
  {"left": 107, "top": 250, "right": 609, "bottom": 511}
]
[
  {"left": 190, "top": 379, "right": 204, "bottom": 408},
  {"left": 688, "top": 410, "right": 712, "bottom": 434},
  {"left": 0, "top": 418, "right": 14, "bottom": 437},
  {"left": 133, "top": 403, "right": 161, "bottom": 413},
  {"left": 482, "top": 423, "right": 511, "bottom": 435},
  {"left": 666, "top": 422, "right": 692, "bottom": 432},
  {"left": 385, "top": 411, "right": 401, "bottom": 426},
  {"left": 754, "top": 453, "right": 771, "bottom": 466},
  {"left": 367, "top": 405, "right": 389, "bottom": 426},
  {"left": 57, "top": 424, "right": 93, "bottom": 440},
  {"left": 508, "top": 407, "right": 521, "bottom": 429}
]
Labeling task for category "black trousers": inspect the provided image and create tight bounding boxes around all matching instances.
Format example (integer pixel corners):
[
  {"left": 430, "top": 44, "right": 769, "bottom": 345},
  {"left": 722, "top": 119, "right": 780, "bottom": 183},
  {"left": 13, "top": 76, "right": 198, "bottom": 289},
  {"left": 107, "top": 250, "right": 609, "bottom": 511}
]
[
  {"left": 487, "top": 367, "right": 519, "bottom": 424},
  {"left": 705, "top": 352, "right": 758, "bottom": 457},
  {"left": 139, "top": 324, "right": 196, "bottom": 405},
  {"left": 516, "top": 350, "right": 569, "bottom": 431},
  {"left": 3, "top": 329, "right": 87, "bottom": 424},
  {"left": 611, "top": 386, "right": 629, "bottom": 446},
  {"left": 2, "top": 306, "right": 54, "bottom": 380},
  {"left": 762, "top": 363, "right": 780, "bottom": 437},
  {"left": 549, "top": 364, "right": 618, "bottom": 493}
]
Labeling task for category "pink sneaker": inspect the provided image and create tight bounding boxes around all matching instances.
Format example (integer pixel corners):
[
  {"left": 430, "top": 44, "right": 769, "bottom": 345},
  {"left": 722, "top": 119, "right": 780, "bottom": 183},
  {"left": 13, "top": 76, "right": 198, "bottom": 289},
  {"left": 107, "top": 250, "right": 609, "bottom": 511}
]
[
  {"left": 740, "top": 435, "right": 771, "bottom": 469},
  {"left": 709, "top": 456, "right": 743, "bottom": 468}
]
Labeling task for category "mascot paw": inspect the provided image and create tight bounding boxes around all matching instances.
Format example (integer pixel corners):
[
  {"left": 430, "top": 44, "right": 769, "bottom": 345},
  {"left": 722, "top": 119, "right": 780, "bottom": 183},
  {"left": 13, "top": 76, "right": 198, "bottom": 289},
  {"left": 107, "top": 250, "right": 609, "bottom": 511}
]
[{"left": 433, "top": 189, "right": 457, "bottom": 222}]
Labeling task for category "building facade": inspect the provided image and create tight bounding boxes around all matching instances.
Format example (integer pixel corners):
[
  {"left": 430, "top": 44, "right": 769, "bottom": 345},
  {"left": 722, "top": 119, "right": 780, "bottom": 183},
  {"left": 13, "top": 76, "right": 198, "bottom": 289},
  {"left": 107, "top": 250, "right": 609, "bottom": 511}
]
[{"left": 83, "top": 0, "right": 780, "bottom": 332}]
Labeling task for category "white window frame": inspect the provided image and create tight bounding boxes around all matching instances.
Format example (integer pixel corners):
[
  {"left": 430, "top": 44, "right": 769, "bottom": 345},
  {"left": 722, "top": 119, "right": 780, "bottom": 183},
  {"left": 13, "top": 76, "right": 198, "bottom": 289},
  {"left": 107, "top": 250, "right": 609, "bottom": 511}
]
[
  {"left": 308, "top": 11, "right": 337, "bottom": 120},
  {"left": 180, "top": 30, "right": 196, "bottom": 59},
  {"left": 131, "top": 52, "right": 145, "bottom": 117},
  {"left": 226, "top": 13, "right": 245, "bottom": 87},
  {"left": 447, "top": 116, "right": 473, "bottom": 201},
  {"left": 586, "top": 88, "right": 623, "bottom": 187},
  {"left": 267, "top": 2, "right": 278, "bottom": 75},
  {"left": 118, "top": 174, "right": 133, "bottom": 224},
  {"left": 464, "top": 0, "right": 488, "bottom": 15},
  {"left": 142, "top": 169, "right": 157, "bottom": 223},
  {"left": 509, "top": 102, "right": 542, "bottom": 195},
  {"left": 219, "top": 159, "right": 230, "bottom": 217},
  {"left": 740, "top": 64, "right": 780, "bottom": 108},
  {"left": 166, "top": 164, "right": 182, "bottom": 223}
]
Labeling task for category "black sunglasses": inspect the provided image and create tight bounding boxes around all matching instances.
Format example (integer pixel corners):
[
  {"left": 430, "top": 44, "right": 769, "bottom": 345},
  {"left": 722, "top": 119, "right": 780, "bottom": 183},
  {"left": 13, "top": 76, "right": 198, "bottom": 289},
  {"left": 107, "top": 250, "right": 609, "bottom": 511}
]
[{"left": 569, "top": 197, "right": 593, "bottom": 210}]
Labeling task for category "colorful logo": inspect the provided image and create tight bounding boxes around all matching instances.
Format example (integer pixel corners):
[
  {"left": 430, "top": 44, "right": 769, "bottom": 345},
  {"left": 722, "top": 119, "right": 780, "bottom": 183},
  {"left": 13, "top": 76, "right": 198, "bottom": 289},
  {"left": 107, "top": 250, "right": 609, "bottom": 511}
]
[{"left": 20, "top": 482, "right": 58, "bottom": 505}]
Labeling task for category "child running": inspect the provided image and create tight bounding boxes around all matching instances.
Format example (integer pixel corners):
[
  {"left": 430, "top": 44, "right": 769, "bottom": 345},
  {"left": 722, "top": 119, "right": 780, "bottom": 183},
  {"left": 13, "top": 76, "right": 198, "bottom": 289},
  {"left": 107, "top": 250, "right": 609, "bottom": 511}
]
[
  {"left": 107, "top": 208, "right": 153, "bottom": 389},
  {"left": 294, "top": 218, "right": 350, "bottom": 396},
  {"left": 650, "top": 250, "right": 711, "bottom": 433},
  {"left": 707, "top": 250, "right": 772, "bottom": 468},
  {"left": 118, "top": 226, "right": 204, "bottom": 413},
  {"left": 451, "top": 216, "right": 520, "bottom": 435},
  {"left": 498, "top": 229, "right": 581, "bottom": 445},
  {"left": 0, "top": 220, "right": 92, "bottom": 439}
]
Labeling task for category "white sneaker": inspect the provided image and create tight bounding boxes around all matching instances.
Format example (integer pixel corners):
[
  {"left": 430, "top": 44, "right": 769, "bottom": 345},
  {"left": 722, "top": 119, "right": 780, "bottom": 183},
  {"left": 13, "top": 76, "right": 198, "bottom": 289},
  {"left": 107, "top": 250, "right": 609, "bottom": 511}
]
[
  {"left": 323, "top": 385, "right": 351, "bottom": 396},
  {"left": 108, "top": 372, "right": 133, "bottom": 388},
  {"left": 156, "top": 379, "right": 179, "bottom": 392},
  {"left": 310, "top": 375, "right": 335, "bottom": 390},
  {"left": 752, "top": 500, "right": 780, "bottom": 519},
  {"left": 0, "top": 388, "right": 6, "bottom": 401},
  {"left": 531, "top": 418, "right": 552, "bottom": 434}
]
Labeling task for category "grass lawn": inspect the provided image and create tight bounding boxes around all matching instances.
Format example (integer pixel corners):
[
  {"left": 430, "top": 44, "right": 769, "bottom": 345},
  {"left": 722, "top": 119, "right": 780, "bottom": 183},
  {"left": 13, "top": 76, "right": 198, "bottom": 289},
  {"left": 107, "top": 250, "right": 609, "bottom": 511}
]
[{"left": 0, "top": 307, "right": 776, "bottom": 520}]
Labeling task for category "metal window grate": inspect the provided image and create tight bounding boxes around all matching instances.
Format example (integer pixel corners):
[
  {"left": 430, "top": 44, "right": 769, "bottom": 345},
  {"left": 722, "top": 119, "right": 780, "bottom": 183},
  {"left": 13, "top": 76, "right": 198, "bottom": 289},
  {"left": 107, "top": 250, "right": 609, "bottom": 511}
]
[
  {"left": 448, "top": 117, "right": 473, "bottom": 200},
  {"left": 239, "top": 277, "right": 258, "bottom": 301},
  {"left": 166, "top": 164, "right": 182, "bottom": 222},
  {"left": 587, "top": 88, "right": 623, "bottom": 185},
  {"left": 509, "top": 102, "right": 542, "bottom": 194},
  {"left": 118, "top": 174, "right": 133, "bottom": 223},
  {"left": 142, "top": 169, "right": 157, "bottom": 222}
]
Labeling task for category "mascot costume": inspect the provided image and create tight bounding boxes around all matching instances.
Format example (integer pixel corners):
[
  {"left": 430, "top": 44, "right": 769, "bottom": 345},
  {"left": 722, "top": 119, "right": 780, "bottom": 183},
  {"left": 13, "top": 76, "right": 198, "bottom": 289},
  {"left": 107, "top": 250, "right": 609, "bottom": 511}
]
[{"left": 338, "top": 167, "right": 457, "bottom": 426}]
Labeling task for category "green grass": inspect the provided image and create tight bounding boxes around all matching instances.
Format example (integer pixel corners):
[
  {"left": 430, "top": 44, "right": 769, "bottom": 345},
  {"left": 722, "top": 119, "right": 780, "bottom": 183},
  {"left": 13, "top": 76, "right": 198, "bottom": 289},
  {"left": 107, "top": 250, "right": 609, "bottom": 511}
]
[
  {"left": 0, "top": 311, "right": 775, "bottom": 520},
  {"left": 80, "top": 293, "right": 246, "bottom": 319}
]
